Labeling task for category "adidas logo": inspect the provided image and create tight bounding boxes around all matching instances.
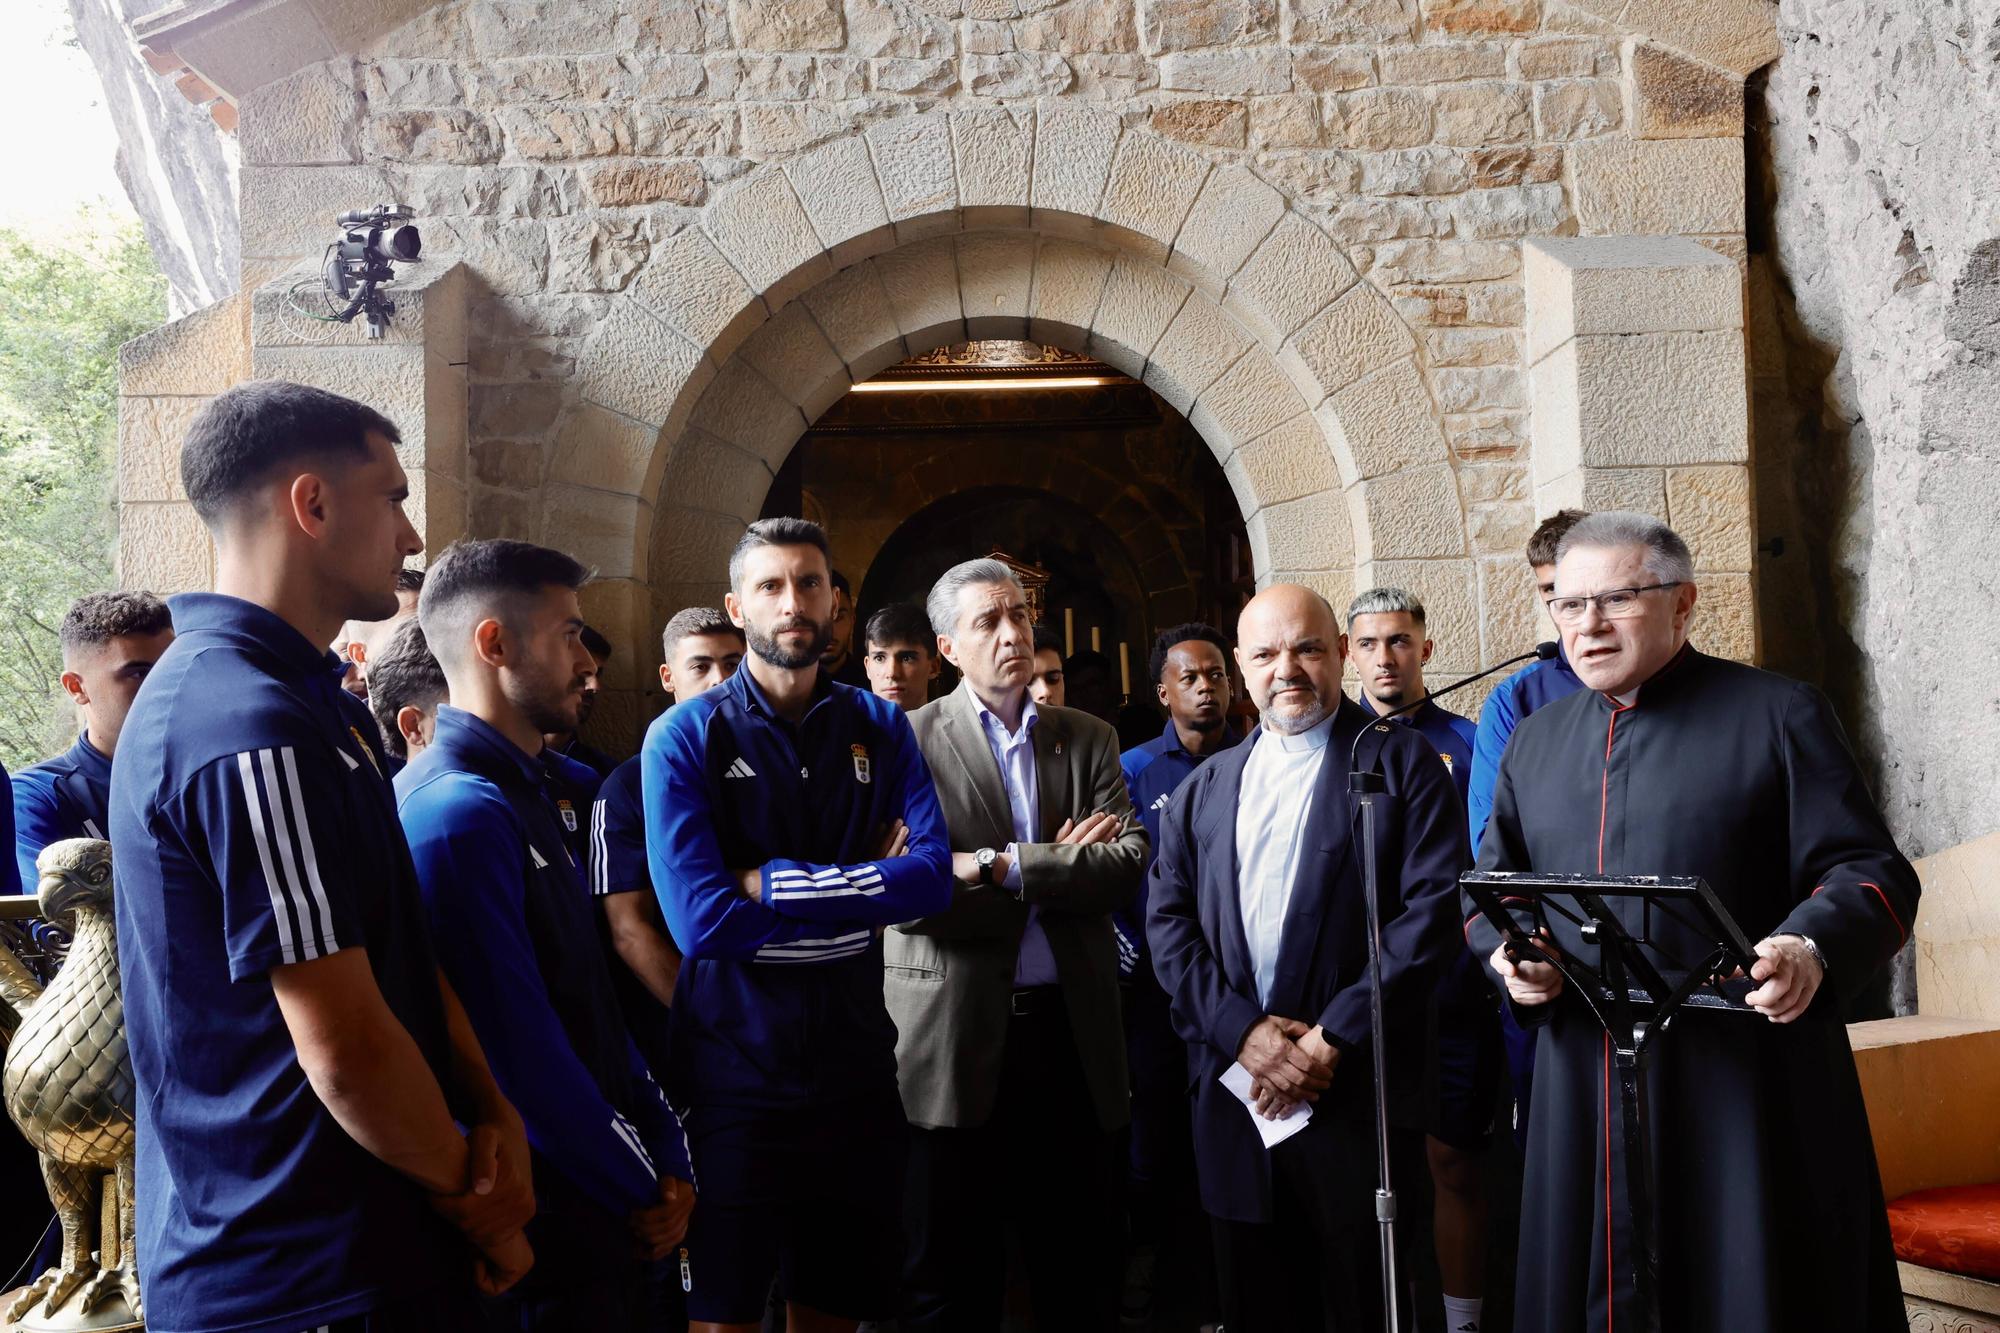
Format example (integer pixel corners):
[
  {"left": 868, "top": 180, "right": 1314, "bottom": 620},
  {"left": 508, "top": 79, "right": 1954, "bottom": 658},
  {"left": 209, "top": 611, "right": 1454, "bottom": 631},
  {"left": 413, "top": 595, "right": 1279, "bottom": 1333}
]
[
  {"left": 1151, "top": 793, "right": 1170, "bottom": 811},
  {"left": 724, "top": 758, "right": 757, "bottom": 780}
]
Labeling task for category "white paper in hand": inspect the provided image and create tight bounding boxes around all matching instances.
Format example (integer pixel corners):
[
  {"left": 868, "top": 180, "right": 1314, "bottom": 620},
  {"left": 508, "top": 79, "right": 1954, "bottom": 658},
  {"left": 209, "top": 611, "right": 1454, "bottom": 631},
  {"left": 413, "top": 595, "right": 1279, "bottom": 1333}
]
[{"left": 1219, "top": 1061, "right": 1312, "bottom": 1149}]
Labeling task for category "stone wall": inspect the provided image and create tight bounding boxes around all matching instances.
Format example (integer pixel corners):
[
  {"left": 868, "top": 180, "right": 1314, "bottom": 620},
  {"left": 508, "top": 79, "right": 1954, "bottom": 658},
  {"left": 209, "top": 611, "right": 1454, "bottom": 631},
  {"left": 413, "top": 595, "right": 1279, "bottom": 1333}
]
[
  {"left": 114, "top": 0, "right": 1779, "bottom": 747},
  {"left": 1753, "top": 1, "right": 2000, "bottom": 858}
]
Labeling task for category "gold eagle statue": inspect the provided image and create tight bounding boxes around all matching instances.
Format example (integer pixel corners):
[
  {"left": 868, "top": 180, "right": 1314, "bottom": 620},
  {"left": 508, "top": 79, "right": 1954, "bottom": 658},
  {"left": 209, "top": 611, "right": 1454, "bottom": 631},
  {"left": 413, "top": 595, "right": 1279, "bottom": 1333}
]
[{"left": 0, "top": 837, "right": 140, "bottom": 1331}]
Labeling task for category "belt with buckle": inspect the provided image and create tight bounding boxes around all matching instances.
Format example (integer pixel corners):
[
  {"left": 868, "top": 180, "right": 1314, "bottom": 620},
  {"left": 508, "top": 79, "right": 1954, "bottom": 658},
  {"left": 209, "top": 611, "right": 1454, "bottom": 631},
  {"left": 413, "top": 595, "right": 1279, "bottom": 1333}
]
[{"left": 1009, "top": 986, "right": 1062, "bottom": 1017}]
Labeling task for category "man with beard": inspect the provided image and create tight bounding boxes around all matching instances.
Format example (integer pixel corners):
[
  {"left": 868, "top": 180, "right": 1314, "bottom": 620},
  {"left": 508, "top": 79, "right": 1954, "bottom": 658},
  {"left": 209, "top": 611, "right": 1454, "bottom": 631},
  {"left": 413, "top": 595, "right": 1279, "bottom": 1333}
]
[
  {"left": 644, "top": 517, "right": 952, "bottom": 1333},
  {"left": 1346, "top": 587, "right": 1496, "bottom": 1333},
  {"left": 1147, "top": 584, "right": 1466, "bottom": 1331},
  {"left": 398, "top": 539, "right": 695, "bottom": 1331},
  {"left": 543, "top": 624, "right": 620, "bottom": 779},
  {"left": 113, "top": 380, "right": 534, "bottom": 1333},
  {"left": 1114, "top": 622, "right": 1241, "bottom": 1326},
  {"left": 1471, "top": 511, "right": 1917, "bottom": 1333}
]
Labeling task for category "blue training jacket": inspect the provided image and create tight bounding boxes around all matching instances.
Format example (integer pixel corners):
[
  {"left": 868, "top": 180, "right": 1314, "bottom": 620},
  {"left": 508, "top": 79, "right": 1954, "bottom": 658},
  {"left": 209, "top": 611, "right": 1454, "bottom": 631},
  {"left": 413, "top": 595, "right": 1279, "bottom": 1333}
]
[
  {"left": 397, "top": 706, "right": 690, "bottom": 1218},
  {"left": 12, "top": 733, "right": 113, "bottom": 891},
  {"left": 1467, "top": 650, "right": 1584, "bottom": 852},
  {"left": 642, "top": 667, "right": 952, "bottom": 1111}
]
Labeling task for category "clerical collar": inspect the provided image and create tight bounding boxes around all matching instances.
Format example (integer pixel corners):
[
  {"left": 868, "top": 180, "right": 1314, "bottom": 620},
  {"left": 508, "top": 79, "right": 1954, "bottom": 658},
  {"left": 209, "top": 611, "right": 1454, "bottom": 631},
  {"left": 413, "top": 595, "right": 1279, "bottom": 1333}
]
[{"left": 1265, "top": 712, "right": 1335, "bottom": 753}]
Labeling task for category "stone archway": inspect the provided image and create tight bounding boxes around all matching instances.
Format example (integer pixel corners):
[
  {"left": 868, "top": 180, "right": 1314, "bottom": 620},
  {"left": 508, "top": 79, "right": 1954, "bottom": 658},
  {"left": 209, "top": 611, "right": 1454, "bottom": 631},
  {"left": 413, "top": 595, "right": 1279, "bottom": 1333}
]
[{"left": 544, "top": 109, "right": 1480, "bottom": 725}]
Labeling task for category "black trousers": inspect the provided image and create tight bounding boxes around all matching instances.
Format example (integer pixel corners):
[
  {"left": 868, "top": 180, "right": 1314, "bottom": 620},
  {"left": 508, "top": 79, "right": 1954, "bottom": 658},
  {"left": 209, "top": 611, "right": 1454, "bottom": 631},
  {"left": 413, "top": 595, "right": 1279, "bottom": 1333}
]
[
  {"left": 901, "top": 996, "right": 1121, "bottom": 1332},
  {"left": 1211, "top": 1113, "right": 1422, "bottom": 1333}
]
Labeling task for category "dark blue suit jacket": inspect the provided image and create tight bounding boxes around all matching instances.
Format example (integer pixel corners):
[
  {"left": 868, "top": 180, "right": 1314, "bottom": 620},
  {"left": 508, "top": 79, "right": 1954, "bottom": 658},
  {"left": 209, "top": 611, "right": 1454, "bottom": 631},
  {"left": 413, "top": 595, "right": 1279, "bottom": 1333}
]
[{"left": 1145, "top": 695, "right": 1469, "bottom": 1223}]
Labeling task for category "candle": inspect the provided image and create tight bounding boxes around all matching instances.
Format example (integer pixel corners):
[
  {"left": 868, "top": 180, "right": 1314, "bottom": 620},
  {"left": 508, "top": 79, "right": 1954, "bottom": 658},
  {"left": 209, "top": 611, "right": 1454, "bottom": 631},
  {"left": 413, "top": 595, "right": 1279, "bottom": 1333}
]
[
  {"left": 1063, "top": 608, "right": 1074, "bottom": 657},
  {"left": 1091, "top": 626, "right": 1101, "bottom": 653},
  {"left": 1119, "top": 642, "right": 1131, "bottom": 698}
]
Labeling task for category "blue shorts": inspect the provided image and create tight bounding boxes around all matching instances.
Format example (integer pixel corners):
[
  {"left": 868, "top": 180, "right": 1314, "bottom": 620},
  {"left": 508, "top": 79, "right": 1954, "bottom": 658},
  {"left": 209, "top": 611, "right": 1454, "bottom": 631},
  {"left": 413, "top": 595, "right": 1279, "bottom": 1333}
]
[
  {"left": 678, "top": 1092, "right": 908, "bottom": 1324},
  {"left": 1429, "top": 951, "right": 1505, "bottom": 1151}
]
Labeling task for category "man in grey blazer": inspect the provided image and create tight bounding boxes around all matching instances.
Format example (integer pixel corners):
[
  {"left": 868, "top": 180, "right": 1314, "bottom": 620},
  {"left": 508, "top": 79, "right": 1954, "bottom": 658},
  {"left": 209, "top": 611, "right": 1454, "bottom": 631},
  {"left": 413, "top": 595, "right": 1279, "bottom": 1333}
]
[{"left": 887, "top": 558, "right": 1148, "bottom": 1331}]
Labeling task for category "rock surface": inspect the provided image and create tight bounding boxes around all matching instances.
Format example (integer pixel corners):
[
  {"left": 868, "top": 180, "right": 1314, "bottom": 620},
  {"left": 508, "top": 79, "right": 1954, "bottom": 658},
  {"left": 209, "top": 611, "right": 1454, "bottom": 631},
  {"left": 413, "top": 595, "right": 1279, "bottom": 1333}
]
[
  {"left": 68, "top": 0, "right": 242, "bottom": 316},
  {"left": 1753, "top": 0, "right": 2000, "bottom": 862}
]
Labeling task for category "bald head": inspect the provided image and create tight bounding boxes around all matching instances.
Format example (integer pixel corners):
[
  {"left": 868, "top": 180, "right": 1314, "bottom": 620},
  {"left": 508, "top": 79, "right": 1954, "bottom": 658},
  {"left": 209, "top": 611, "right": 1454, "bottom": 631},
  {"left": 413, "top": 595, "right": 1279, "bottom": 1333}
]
[{"left": 1236, "top": 584, "right": 1345, "bottom": 735}]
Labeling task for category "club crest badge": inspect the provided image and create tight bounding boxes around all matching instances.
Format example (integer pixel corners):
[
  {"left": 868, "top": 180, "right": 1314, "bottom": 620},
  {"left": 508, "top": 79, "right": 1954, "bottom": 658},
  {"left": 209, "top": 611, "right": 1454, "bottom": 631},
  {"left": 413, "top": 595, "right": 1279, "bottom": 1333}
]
[
  {"left": 851, "top": 742, "right": 872, "bottom": 784},
  {"left": 347, "top": 726, "right": 383, "bottom": 778},
  {"left": 557, "top": 798, "right": 578, "bottom": 831}
]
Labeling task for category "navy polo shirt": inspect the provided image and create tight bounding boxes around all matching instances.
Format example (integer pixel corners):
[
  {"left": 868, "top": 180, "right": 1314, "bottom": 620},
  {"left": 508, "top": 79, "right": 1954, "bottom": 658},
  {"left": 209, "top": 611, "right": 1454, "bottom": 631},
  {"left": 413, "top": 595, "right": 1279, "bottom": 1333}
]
[
  {"left": 1363, "top": 693, "right": 1476, "bottom": 806},
  {"left": 397, "top": 707, "right": 689, "bottom": 1221},
  {"left": 540, "top": 746, "right": 600, "bottom": 871},
  {"left": 111, "top": 593, "right": 460, "bottom": 1333},
  {"left": 643, "top": 667, "right": 953, "bottom": 1111},
  {"left": 1116, "top": 718, "right": 1243, "bottom": 975},
  {"left": 13, "top": 733, "right": 113, "bottom": 890},
  {"left": 586, "top": 756, "right": 672, "bottom": 1060}
]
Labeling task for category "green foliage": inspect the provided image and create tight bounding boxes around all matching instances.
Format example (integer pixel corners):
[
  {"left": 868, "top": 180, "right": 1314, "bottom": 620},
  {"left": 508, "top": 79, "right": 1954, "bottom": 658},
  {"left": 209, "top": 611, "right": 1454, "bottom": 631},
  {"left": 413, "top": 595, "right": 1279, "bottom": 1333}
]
[{"left": 0, "top": 214, "right": 167, "bottom": 769}]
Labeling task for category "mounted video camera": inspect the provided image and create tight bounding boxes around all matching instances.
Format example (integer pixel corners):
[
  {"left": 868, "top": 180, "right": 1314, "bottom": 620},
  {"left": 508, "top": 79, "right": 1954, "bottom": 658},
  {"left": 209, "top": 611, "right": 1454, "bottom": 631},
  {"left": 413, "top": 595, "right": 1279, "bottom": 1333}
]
[{"left": 321, "top": 204, "right": 422, "bottom": 339}]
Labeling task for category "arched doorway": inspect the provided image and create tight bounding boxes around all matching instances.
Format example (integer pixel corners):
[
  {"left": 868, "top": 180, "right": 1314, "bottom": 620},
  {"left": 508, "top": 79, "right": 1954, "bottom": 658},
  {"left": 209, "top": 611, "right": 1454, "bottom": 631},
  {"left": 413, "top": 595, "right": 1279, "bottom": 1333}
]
[{"left": 750, "top": 337, "right": 1253, "bottom": 735}]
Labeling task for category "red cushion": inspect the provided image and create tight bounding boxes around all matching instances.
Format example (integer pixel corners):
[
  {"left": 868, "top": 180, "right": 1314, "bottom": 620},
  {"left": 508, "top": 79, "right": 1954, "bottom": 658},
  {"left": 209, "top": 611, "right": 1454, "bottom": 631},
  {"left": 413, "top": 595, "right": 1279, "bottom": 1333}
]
[{"left": 1887, "top": 1182, "right": 2000, "bottom": 1281}]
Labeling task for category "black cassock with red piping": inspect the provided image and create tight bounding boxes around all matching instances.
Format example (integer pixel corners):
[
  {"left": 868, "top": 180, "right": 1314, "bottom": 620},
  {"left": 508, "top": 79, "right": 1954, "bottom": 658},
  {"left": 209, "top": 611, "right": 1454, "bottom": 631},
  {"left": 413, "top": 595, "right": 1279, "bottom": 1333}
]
[{"left": 1468, "top": 646, "right": 1915, "bottom": 1333}]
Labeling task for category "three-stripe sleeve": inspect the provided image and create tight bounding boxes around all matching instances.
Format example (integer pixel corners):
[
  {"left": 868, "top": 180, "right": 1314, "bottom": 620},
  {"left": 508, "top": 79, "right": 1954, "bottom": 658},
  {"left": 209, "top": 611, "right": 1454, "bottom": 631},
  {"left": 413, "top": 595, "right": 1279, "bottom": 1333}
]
[
  {"left": 587, "top": 758, "right": 651, "bottom": 899},
  {"left": 198, "top": 747, "right": 356, "bottom": 981}
]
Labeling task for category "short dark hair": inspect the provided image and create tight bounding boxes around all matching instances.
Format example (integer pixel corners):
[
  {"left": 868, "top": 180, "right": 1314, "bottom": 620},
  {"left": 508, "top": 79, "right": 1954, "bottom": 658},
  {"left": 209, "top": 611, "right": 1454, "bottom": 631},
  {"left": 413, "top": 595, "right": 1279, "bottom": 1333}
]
[
  {"left": 581, "top": 625, "right": 612, "bottom": 662},
  {"left": 864, "top": 603, "right": 933, "bottom": 655},
  {"left": 831, "top": 569, "right": 852, "bottom": 598},
  {"left": 1526, "top": 509, "right": 1589, "bottom": 568},
  {"left": 180, "top": 380, "right": 402, "bottom": 526},
  {"left": 418, "top": 539, "right": 590, "bottom": 673},
  {"left": 395, "top": 567, "right": 426, "bottom": 595},
  {"left": 1031, "top": 624, "right": 1064, "bottom": 658},
  {"left": 59, "top": 591, "right": 173, "bottom": 654},
  {"left": 1065, "top": 648, "right": 1112, "bottom": 679},
  {"left": 367, "top": 616, "right": 447, "bottom": 760},
  {"left": 728, "top": 517, "right": 830, "bottom": 589},
  {"left": 1149, "top": 622, "right": 1229, "bottom": 687},
  {"left": 661, "top": 606, "right": 741, "bottom": 662}
]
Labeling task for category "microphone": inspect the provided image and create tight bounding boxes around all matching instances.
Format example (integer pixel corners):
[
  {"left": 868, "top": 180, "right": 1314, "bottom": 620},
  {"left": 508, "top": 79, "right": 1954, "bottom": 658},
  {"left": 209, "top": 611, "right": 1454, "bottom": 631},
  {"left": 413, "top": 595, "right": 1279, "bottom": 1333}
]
[
  {"left": 1336, "top": 637, "right": 1557, "bottom": 1329},
  {"left": 1360, "top": 640, "right": 1558, "bottom": 730}
]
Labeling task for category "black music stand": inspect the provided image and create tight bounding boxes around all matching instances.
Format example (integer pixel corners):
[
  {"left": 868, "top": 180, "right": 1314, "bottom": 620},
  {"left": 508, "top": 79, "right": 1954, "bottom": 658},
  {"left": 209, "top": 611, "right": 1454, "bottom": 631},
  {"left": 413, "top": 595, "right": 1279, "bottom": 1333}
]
[{"left": 1460, "top": 871, "right": 1763, "bottom": 1333}]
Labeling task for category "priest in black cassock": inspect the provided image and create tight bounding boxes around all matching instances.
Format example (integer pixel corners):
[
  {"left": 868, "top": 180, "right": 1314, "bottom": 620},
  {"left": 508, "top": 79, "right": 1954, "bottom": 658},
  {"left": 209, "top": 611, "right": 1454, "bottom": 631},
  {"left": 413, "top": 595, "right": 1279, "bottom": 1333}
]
[{"left": 1470, "top": 510, "right": 1917, "bottom": 1333}]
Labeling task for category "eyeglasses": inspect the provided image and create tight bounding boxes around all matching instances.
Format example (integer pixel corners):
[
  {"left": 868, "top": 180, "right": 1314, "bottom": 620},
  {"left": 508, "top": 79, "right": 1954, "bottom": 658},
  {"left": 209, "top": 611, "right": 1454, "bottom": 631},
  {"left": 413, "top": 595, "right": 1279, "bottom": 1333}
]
[{"left": 1545, "top": 582, "right": 1683, "bottom": 624}]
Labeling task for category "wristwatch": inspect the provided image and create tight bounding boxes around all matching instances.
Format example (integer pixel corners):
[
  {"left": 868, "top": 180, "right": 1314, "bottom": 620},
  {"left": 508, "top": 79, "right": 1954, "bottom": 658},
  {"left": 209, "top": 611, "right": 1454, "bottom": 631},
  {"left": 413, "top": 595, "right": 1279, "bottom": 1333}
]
[{"left": 975, "top": 847, "right": 998, "bottom": 885}]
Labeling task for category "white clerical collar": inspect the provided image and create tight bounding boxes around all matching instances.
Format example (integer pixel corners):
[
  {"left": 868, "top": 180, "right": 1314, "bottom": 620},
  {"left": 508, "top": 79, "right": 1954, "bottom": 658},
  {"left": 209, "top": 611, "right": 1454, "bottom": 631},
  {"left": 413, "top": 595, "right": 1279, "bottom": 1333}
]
[{"left": 1264, "top": 713, "right": 1335, "bottom": 753}]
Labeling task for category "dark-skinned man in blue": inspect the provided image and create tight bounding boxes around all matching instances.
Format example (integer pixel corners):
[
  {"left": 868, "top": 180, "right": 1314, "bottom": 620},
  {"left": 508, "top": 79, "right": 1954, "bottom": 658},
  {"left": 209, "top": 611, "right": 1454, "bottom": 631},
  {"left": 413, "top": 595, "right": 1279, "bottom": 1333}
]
[
  {"left": 643, "top": 517, "right": 952, "bottom": 1333},
  {"left": 1115, "top": 621, "right": 1241, "bottom": 1327},
  {"left": 397, "top": 539, "right": 695, "bottom": 1332},
  {"left": 112, "top": 380, "right": 535, "bottom": 1333},
  {"left": 1147, "top": 583, "right": 1467, "bottom": 1332},
  {"left": 1345, "top": 586, "right": 1495, "bottom": 1333}
]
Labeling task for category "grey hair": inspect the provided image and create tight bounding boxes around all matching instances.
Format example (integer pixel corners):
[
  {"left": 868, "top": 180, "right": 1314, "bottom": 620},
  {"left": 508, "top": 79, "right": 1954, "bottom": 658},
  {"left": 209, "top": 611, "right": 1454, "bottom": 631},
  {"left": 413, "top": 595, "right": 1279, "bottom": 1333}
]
[
  {"left": 927, "top": 558, "right": 1022, "bottom": 638},
  {"left": 1345, "top": 586, "right": 1426, "bottom": 632},
  {"left": 1555, "top": 510, "right": 1696, "bottom": 585}
]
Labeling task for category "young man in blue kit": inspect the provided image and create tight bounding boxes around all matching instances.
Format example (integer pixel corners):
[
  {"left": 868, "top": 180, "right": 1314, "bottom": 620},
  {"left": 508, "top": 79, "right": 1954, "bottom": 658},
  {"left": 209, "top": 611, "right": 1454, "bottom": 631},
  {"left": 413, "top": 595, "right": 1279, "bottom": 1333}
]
[
  {"left": 12, "top": 592, "right": 175, "bottom": 886},
  {"left": 111, "top": 379, "right": 535, "bottom": 1333},
  {"left": 1346, "top": 585, "right": 1495, "bottom": 1333},
  {"left": 644, "top": 517, "right": 952, "bottom": 1333},
  {"left": 397, "top": 539, "right": 695, "bottom": 1331},
  {"left": 589, "top": 607, "right": 745, "bottom": 1087}
]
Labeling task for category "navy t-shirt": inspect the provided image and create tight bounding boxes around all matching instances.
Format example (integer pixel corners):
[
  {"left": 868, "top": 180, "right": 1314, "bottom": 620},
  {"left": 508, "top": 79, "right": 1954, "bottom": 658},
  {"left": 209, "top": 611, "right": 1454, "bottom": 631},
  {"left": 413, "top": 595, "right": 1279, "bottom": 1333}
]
[
  {"left": 13, "top": 732, "right": 113, "bottom": 890},
  {"left": 1116, "top": 719, "right": 1243, "bottom": 975},
  {"left": 111, "top": 593, "right": 463, "bottom": 1333}
]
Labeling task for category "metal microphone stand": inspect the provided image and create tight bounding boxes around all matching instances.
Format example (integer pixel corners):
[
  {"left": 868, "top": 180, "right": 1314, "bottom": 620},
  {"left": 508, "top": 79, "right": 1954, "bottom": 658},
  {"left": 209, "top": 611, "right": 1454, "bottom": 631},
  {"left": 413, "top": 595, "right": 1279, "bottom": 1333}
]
[{"left": 1344, "top": 640, "right": 1556, "bottom": 1333}]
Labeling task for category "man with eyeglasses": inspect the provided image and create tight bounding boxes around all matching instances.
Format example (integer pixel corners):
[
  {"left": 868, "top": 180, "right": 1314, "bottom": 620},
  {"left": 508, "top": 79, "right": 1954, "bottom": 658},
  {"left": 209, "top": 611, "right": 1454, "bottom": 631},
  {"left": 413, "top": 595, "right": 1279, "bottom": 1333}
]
[{"left": 1467, "top": 510, "right": 1917, "bottom": 1333}]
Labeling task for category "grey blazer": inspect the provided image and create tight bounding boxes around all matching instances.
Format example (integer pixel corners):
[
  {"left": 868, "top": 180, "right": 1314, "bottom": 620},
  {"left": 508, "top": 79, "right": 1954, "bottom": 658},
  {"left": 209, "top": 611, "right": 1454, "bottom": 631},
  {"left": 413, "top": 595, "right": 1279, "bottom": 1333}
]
[{"left": 885, "top": 680, "right": 1147, "bottom": 1132}]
